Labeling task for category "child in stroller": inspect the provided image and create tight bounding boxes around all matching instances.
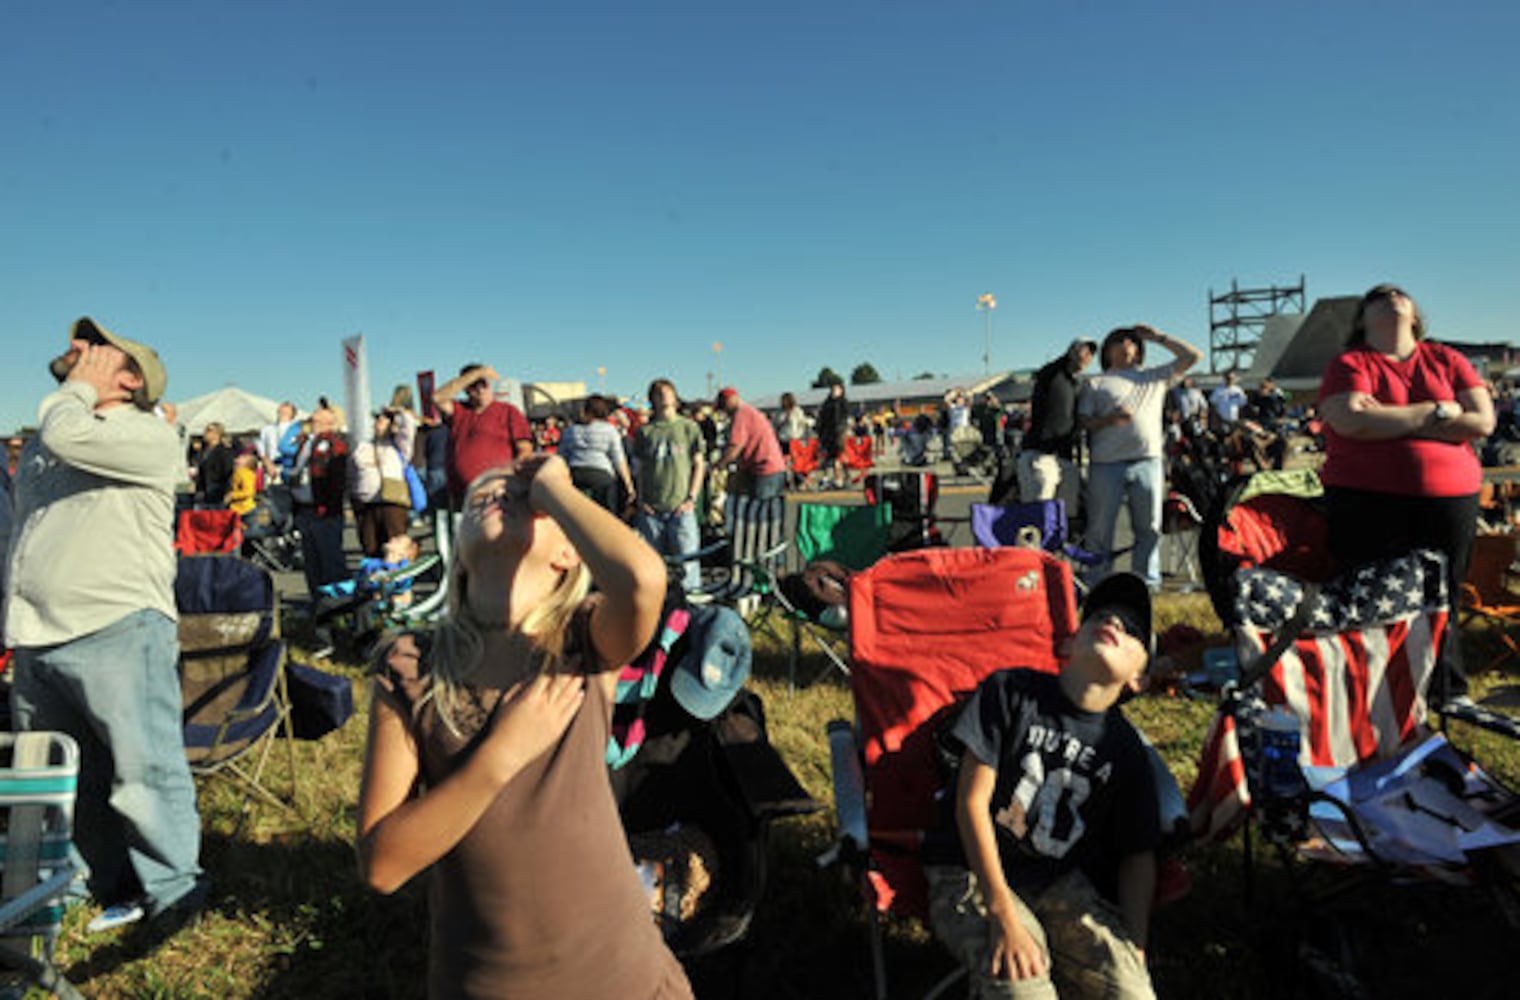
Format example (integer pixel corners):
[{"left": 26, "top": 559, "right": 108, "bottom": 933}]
[
  {"left": 310, "top": 533, "right": 421, "bottom": 656},
  {"left": 241, "top": 482, "right": 303, "bottom": 573}
]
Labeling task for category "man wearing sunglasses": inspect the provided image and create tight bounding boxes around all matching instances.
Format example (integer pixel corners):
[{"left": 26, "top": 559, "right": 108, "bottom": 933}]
[{"left": 928, "top": 572, "right": 1161, "bottom": 1000}]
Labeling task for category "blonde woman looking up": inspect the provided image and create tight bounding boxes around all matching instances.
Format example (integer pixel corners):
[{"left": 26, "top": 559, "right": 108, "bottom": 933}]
[{"left": 356, "top": 454, "right": 690, "bottom": 1000}]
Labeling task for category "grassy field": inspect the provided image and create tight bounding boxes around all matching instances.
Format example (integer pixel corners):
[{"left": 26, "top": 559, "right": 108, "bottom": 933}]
[{"left": 39, "top": 593, "right": 1520, "bottom": 999}]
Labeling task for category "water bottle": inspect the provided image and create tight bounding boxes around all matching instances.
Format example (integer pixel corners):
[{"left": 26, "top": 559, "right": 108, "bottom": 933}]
[{"left": 1255, "top": 707, "right": 1304, "bottom": 800}]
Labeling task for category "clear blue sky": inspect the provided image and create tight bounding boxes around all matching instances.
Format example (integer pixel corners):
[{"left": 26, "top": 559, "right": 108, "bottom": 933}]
[{"left": 4, "top": 1, "right": 1517, "bottom": 431}]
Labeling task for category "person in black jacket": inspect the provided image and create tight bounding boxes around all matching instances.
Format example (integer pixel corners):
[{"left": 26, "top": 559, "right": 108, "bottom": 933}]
[
  {"left": 815, "top": 382, "right": 850, "bottom": 487},
  {"left": 1017, "top": 339, "right": 1096, "bottom": 512},
  {"left": 193, "top": 421, "right": 235, "bottom": 507}
]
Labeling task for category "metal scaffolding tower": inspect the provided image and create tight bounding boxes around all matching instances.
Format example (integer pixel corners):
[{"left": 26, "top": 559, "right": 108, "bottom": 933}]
[{"left": 1208, "top": 276, "right": 1307, "bottom": 374}]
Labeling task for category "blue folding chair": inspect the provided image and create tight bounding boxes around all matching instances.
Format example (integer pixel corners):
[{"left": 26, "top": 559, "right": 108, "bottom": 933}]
[{"left": 177, "top": 555, "right": 296, "bottom": 811}]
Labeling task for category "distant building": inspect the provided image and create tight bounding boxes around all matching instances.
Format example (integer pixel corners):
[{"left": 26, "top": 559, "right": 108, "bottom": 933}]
[
  {"left": 749, "top": 371, "right": 1030, "bottom": 420},
  {"left": 1240, "top": 295, "right": 1515, "bottom": 395}
]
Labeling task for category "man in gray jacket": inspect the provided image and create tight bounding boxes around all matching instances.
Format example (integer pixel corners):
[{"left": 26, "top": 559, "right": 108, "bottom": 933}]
[{"left": 4, "top": 317, "right": 207, "bottom": 932}]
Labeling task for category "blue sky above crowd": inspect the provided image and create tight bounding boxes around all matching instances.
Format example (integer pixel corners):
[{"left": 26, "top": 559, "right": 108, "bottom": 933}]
[{"left": 4, "top": 1, "right": 1518, "bottom": 431}]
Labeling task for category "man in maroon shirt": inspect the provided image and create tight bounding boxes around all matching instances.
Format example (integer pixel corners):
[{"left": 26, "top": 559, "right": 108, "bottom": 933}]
[
  {"left": 432, "top": 362, "right": 534, "bottom": 509},
  {"left": 717, "top": 387, "right": 787, "bottom": 499}
]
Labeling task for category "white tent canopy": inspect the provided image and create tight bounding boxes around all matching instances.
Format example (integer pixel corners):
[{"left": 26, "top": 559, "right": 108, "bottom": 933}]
[{"left": 174, "top": 387, "right": 294, "bottom": 437}]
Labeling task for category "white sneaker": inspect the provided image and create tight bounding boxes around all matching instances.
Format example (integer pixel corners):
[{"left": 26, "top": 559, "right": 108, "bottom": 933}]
[{"left": 87, "top": 899, "right": 145, "bottom": 933}]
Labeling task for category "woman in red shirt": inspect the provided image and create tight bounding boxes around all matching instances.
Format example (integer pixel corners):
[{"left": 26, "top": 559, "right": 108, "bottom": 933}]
[{"left": 1318, "top": 284, "right": 1495, "bottom": 702}]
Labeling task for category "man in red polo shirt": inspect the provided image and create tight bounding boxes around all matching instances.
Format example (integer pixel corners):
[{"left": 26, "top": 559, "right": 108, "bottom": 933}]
[
  {"left": 432, "top": 362, "right": 534, "bottom": 509},
  {"left": 717, "top": 387, "right": 787, "bottom": 499}
]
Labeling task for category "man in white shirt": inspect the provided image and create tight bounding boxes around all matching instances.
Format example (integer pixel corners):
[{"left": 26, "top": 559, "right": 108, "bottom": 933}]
[
  {"left": 1208, "top": 371, "right": 1248, "bottom": 428},
  {"left": 1078, "top": 324, "right": 1203, "bottom": 587},
  {"left": 257, "top": 400, "right": 301, "bottom": 482},
  {"left": 5, "top": 318, "right": 208, "bottom": 933}
]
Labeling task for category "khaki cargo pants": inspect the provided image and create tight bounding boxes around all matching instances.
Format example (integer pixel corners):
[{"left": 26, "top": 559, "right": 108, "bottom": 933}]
[{"left": 926, "top": 865, "right": 1154, "bottom": 1000}]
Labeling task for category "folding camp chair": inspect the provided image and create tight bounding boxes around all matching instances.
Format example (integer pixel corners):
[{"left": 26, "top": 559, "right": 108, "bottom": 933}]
[
  {"left": 1160, "top": 490, "right": 1204, "bottom": 591},
  {"left": 827, "top": 547, "right": 1081, "bottom": 1000},
  {"left": 175, "top": 508, "right": 244, "bottom": 555},
  {"left": 828, "top": 547, "right": 1190, "bottom": 999},
  {"left": 841, "top": 435, "right": 875, "bottom": 482},
  {"left": 176, "top": 555, "right": 297, "bottom": 812},
  {"left": 968, "top": 500, "right": 1110, "bottom": 588},
  {"left": 1459, "top": 532, "right": 1520, "bottom": 675},
  {"left": 1187, "top": 543, "right": 1520, "bottom": 992},
  {"left": 312, "top": 552, "right": 446, "bottom": 657},
  {"left": 970, "top": 499, "right": 1071, "bottom": 553},
  {"left": 782, "top": 502, "right": 892, "bottom": 683},
  {"left": 610, "top": 605, "right": 822, "bottom": 963},
  {"left": 241, "top": 483, "right": 302, "bottom": 574},
  {"left": 687, "top": 494, "right": 788, "bottom": 622},
  {"left": 0, "top": 732, "right": 83, "bottom": 1000},
  {"left": 787, "top": 438, "right": 821, "bottom": 489},
  {"left": 391, "top": 506, "right": 453, "bottom": 625}
]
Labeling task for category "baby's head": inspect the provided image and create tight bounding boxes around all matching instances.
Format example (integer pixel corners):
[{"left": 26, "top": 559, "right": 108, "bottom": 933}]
[
  {"left": 234, "top": 450, "right": 257, "bottom": 470},
  {"left": 383, "top": 533, "right": 420, "bottom": 565}
]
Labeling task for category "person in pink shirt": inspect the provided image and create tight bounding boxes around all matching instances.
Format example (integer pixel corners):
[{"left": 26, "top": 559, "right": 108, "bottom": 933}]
[{"left": 716, "top": 387, "right": 787, "bottom": 499}]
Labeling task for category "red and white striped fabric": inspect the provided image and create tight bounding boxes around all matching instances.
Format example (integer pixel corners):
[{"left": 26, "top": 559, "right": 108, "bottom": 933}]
[{"left": 1188, "top": 549, "right": 1449, "bottom": 841}]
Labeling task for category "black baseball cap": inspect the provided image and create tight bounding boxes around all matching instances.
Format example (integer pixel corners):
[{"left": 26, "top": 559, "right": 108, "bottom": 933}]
[{"left": 1082, "top": 572, "right": 1153, "bottom": 657}]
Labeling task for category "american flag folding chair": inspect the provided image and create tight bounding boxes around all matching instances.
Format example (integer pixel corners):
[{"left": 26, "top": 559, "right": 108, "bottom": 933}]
[{"left": 1187, "top": 469, "right": 1520, "bottom": 994}]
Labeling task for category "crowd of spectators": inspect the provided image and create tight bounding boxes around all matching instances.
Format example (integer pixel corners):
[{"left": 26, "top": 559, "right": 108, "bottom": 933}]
[{"left": 2, "top": 293, "right": 1515, "bottom": 986}]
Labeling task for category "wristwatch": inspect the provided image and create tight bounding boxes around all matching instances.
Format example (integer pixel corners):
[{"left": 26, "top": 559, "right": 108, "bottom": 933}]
[{"left": 1433, "top": 401, "right": 1459, "bottom": 422}]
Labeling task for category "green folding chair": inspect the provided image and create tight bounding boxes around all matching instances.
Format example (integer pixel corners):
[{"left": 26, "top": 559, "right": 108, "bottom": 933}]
[{"left": 786, "top": 502, "right": 893, "bottom": 684}]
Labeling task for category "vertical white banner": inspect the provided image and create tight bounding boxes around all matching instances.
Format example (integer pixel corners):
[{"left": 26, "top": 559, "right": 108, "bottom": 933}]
[{"left": 342, "top": 334, "right": 373, "bottom": 444}]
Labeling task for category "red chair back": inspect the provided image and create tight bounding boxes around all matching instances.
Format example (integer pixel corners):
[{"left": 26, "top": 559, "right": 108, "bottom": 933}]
[
  {"left": 848, "top": 547, "right": 1078, "bottom": 917},
  {"left": 841, "top": 435, "right": 874, "bottom": 470},
  {"left": 788, "top": 438, "right": 820, "bottom": 477},
  {"left": 176, "top": 509, "right": 245, "bottom": 555}
]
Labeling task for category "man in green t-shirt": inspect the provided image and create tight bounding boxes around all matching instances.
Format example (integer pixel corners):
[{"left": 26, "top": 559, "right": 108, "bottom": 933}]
[{"left": 632, "top": 378, "right": 707, "bottom": 592}]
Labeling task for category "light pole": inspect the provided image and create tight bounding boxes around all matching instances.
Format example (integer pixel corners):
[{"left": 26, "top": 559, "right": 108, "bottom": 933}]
[
  {"left": 976, "top": 293, "right": 997, "bottom": 375},
  {"left": 596, "top": 366, "right": 607, "bottom": 393},
  {"left": 712, "top": 341, "right": 723, "bottom": 388}
]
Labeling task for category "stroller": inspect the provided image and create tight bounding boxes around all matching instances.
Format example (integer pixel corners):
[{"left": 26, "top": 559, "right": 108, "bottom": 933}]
[{"left": 241, "top": 483, "right": 303, "bottom": 574}]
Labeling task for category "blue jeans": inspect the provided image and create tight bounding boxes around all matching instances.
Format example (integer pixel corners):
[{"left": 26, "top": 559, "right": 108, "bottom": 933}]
[
  {"left": 637, "top": 509, "right": 701, "bottom": 593},
  {"left": 750, "top": 471, "right": 786, "bottom": 500},
  {"left": 11, "top": 610, "right": 205, "bottom": 915},
  {"left": 1085, "top": 457, "right": 1163, "bottom": 588},
  {"left": 296, "top": 507, "right": 348, "bottom": 597}
]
